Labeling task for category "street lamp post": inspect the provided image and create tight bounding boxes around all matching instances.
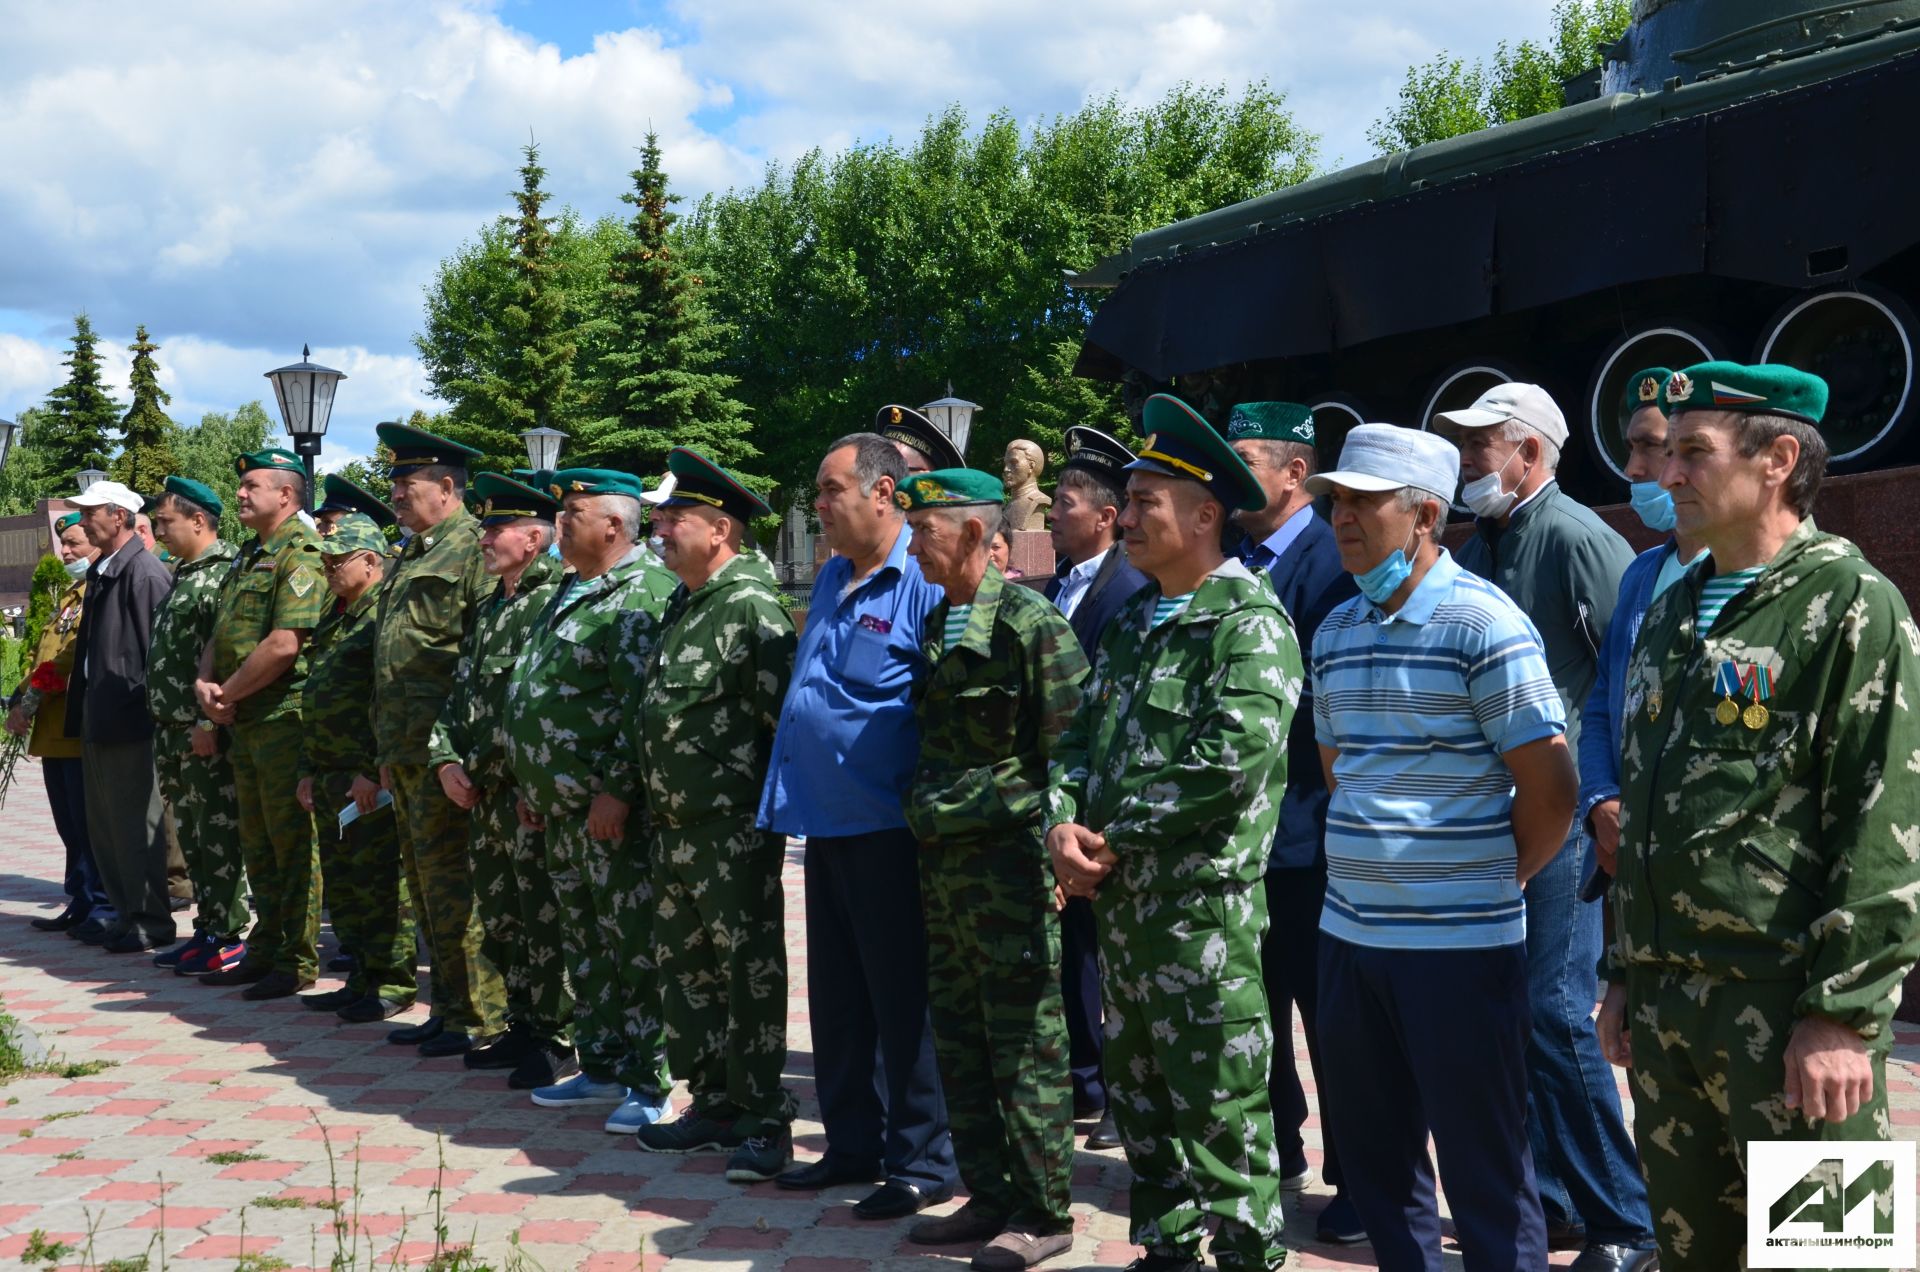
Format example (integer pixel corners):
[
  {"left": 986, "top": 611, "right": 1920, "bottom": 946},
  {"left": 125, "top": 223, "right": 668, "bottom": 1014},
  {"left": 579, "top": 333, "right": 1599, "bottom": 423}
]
[
  {"left": 520, "top": 426, "right": 568, "bottom": 473},
  {"left": 75, "top": 466, "right": 108, "bottom": 493},
  {"left": 264, "top": 345, "right": 347, "bottom": 507},
  {"left": 919, "top": 383, "right": 981, "bottom": 459}
]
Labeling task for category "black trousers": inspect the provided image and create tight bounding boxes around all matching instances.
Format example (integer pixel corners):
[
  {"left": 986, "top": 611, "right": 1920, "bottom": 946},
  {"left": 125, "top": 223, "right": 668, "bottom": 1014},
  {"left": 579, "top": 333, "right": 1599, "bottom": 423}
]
[
  {"left": 804, "top": 828, "right": 957, "bottom": 1192},
  {"left": 44, "top": 756, "right": 107, "bottom": 916},
  {"left": 1260, "top": 862, "right": 1341, "bottom": 1187},
  {"left": 1058, "top": 895, "right": 1105, "bottom": 1111}
]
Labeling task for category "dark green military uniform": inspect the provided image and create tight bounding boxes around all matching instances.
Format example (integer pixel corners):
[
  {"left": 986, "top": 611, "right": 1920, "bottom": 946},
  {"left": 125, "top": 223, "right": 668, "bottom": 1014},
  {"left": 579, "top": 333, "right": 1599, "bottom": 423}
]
[
  {"left": 209, "top": 510, "right": 328, "bottom": 982},
  {"left": 912, "top": 554, "right": 1086, "bottom": 1233},
  {"left": 300, "top": 518, "right": 417, "bottom": 1010},
  {"left": 149, "top": 532, "right": 247, "bottom": 940},
  {"left": 430, "top": 546, "right": 570, "bottom": 1046}
]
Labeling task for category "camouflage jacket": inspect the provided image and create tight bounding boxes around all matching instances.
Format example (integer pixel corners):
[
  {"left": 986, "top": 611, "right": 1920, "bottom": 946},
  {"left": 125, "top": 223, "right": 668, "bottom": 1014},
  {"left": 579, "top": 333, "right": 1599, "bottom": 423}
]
[
  {"left": 210, "top": 516, "right": 328, "bottom": 726},
  {"left": 909, "top": 565, "right": 1087, "bottom": 846},
  {"left": 146, "top": 539, "right": 237, "bottom": 727},
  {"left": 506, "top": 545, "right": 678, "bottom": 816},
  {"left": 632, "top": 551, "right": 796, "bottom": 832},
  {"left": 298, "top": 585, "right": 383, "bottom": 781},
  {"left": 1611, "top": 520, "right": 1920, "bottom": 1040},
  {"left": 429, "top": 553, "right": 564, "bottom": 784},
  {"left": 372, "top": 507, "right": 490, "bottom": 766},
  {"left": 1046, "top": 558, "right": 1302, "bottom": 894}
]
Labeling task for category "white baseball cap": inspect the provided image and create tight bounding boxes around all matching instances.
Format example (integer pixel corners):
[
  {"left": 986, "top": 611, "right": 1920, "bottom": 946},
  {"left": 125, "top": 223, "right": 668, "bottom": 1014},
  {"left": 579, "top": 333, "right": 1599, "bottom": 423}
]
[
  {"left": 1434, "top": 382, "right": 1569, "bottom": 448},
  {"left": 67, "top": 480, "right": 144, "bottom": 514}
]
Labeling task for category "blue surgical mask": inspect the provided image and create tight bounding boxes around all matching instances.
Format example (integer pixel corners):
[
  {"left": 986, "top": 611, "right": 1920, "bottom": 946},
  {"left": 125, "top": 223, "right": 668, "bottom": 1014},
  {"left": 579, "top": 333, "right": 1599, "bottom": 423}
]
[
  {"left": 1628, "top": 481, "right": 1676, "bottom": 532},
  {"left": 1354, "top": 527, "right": 1418, "bottom": 604},
  {"left": 63, "top": 556, "right": 92, "bottom": 581}
]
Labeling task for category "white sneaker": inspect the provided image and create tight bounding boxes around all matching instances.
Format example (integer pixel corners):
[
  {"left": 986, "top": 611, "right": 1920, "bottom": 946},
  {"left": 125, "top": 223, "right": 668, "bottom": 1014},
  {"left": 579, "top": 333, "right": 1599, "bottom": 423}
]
[
  {"left": 529, "top": 1072, "right": 628, "bottom": 1108},
  {"left": 604, "top": 1089, "right": 672, "bottom": 1134}
]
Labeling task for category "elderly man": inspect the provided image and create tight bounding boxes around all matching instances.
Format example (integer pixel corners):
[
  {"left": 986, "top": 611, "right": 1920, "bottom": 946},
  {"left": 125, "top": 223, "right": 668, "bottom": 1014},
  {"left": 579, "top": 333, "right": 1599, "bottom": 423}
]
[
  {"left": 295, "top": 514, "right": 418, "bottom": 1023},
  {"left": 875, "top": 404, "right": 964, "bottom": 475},
  {"left": 195, "top": 450, "right": 328, "bottom": 997},
  {"left": 506, "top": 468, "right": 675, "bottom": 1133},
  {"left": 899, "top": 469, "right": 1086, "bottom": 1270},
  {"left": 1308, "top": 423, "right": 1574, "bottom": 1268},
  {"left": 1598, "top": 362, "right": 1920, "bottom": 1270},
  {"left": 759, "top": 432, "right": 957, "bottom": 1218},
  {"left": 1433, "top": 383, "right": 1649, "bottom": 1267},
  {"left": 630, "top": 449, "right": 799, "bottom": 1182},
  {"left": 372, "top": 421, "right": 506, "bottom": 1058},
  {"left": 63, "top": 479, "right": 176, "bottom": 955},
  {"left": 430, "top": 474, "right": 570, "bottom": 1086},
  {"left": 1041, "top": 426, "right": 1148, "bottom": 1153},
  {"left": 146, "top": 478, "right": 247, "bottom": 975},
  {"left": 1047, "top": 394, "right": 1300, "bottom": 1272}
]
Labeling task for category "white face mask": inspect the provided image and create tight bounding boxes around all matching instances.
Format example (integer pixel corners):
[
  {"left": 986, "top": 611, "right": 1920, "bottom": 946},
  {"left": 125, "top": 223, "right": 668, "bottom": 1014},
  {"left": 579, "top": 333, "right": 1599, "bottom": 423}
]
[{"left": 1461, "top": 445, "right": 1528, "bottom": 519}]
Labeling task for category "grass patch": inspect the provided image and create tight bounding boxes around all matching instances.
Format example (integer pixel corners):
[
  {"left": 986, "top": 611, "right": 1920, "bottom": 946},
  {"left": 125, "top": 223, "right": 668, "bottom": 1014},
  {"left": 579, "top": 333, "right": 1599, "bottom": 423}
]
[
  {"left": 249, "top": 1194, "right": 305, "bottom": 1210},
  {"left": 18, "top": 1230, "right": 74, "bottom": 1266},
  {"left": 206, "top": 1149, "right": 265, "bottom": 1166},
  {"left": 42, "top": 1109, "right": 82, "bottom": 1122},
  {"left": 232, "top": 1256, "right": 290, "bottom": 1272},
  {"left": 98, "top": 1258, "right": 148, "bottom": 1272},
  {"left": 54, "top": 1149, "right": 82, "bottom": 1161},
  {"left": 55, "top": 1059, "right": 118, "bottom": 1078}
]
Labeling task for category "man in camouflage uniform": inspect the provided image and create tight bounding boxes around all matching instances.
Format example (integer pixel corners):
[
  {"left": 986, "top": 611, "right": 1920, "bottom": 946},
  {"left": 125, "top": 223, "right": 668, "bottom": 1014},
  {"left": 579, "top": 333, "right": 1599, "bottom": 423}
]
[
  {"left": 899, "top": 468, "right": 1085, "bottom": 1271},
  {"left": 294, "top": 514, "right": 418, "bottom": 1023},
  {"left": 1599, "top": 362, "right": 1920, "bottom": 1270},
  {"left": 429, "top": 473, "right": 570, "bottom": 1087},
  {"left": 371, "top": 421, "right": 507, "bottom": 1058},
  {"left": 1046, "top": 396, "right": 1300, "bottom": 1272},
  {"left": 506, "top": 468, "right": 674, "bottom": 1133},
  {"left": 195, "top": 449, "right": 328, "bottom": 999},
  {"left": 147, "top": 477, "right": 247, "bottom": 975},
  {"left": 628, "top": 450, "right": 798, "bottom": 1179}
]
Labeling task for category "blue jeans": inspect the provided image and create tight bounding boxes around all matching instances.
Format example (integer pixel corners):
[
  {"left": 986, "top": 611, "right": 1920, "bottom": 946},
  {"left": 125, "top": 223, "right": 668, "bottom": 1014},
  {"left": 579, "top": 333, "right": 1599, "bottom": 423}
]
[{"left": 1524, "top": 826, "right": 1654, "bottom": 1246}]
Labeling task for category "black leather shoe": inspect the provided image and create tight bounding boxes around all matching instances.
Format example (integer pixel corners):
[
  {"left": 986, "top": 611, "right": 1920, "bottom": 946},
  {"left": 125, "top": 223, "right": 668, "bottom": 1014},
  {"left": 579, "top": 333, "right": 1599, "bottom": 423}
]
[
  {"left": 327, "top": 951, "right": 357, "bottom": 973},
  {"left": 1085, "top": 1109, "right": 1121, "bottom": 1151},
  {"left": 242, "top": 972, "right": 312, "bottom": 1000},
  {"left": 300, "top": 987, "right": 359, "bottom": 1012},
  {"left": 30, "top": 907, "right": 85, "bottom": 932},
  {"left": 387, "top": 1016, "right": 445, "bottom": 1045},
  {"left": 338, "top": 996, "right": 410, "bottom": 1024},
  {"left": 775, "top": 1157, "right": 884, "bottom": 1191},
  {"left": 508, "top": 1044, "right": 576, "bottom": 1091},
  {"left": 419, "top": 1029, "right": 476, "bottom": 1058},
  {"left": 103, "top": 931, "right": 165, "bottom": 954},
  {"left": 201, "top": 963, "right": 270, "bottom": 987},
  {"left": 1569, "top": 1243, "right": 1659, "bottom": 1271},
  {"left": 854, "top": 1179, "right": 952, "bottom": 1221},
  {"left": 71, "top": 921, "right": 115, "bottom": 945},
  {"left": 463, "top": 1030, "right": 533, "bottom": 1070}
]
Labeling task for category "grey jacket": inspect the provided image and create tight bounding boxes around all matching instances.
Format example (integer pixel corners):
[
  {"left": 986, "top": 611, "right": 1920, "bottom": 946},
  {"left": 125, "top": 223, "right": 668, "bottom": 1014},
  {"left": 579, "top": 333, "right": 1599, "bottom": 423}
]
[{"left": 65, "top": 535, "right": 173, "bottom": 745}]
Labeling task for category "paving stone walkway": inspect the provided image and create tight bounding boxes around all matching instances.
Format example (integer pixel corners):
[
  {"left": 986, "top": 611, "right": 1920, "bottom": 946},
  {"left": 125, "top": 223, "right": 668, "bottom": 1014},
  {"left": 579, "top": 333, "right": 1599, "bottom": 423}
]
[{"left": 2, "top": 760, "right": 1917, "bottom": 1270}]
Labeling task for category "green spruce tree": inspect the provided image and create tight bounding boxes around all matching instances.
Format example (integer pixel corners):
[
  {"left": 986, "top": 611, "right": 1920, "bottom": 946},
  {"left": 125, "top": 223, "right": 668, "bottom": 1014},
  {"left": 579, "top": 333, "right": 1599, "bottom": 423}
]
[
  {"left": 37, "top": 315, "right": 121, "bottom": 484},
  {"left": 577, "top": 132, "right": 759, "bottom": 485},
  {"left": 111, "top": 325, "right": 181, "bottom": 493}
]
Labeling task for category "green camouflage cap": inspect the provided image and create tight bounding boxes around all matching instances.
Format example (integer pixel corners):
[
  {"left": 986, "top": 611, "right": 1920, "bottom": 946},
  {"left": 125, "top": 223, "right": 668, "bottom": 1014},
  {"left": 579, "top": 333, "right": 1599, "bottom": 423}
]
[
  {"left": 894, "top": 468, "right": 1004, "bottom": 511},
  {"left": 548, "top": 467, "right": 649, "bottom": 500},
  {"left": 234, "top": 447, "right": 306, "bottom": 477},
  {"left": 317, "top": 513, "right": 387, "bottom": 557},
  {"left": 1131, "top": 394, "right": 1268, "bottom": 512},
  {"left": 375, "top": 420, "right": 484, "bottom": 469},
  {"left": 1663, "top": 361, "right": 1828, "bottom": 426},
  {"left": 1619, "top": 368, "right": 1673, "bottom": 427},
  {"left": 1224, "top": 401, "right": 1316, "bottom": 446},
  {"left": 163, "top": 475, "right": 223, "bottom": 519}
]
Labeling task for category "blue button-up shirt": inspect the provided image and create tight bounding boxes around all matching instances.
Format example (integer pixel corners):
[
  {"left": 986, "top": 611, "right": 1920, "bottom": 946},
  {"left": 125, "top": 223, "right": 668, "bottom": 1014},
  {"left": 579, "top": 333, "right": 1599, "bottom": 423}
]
[{"left": 758, "top": 523, "right": 943, "bottom": 838}]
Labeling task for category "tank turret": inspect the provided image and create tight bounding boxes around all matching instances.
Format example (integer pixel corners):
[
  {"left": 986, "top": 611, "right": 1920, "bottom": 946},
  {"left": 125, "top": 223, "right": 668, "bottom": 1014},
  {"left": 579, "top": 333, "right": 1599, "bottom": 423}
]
[{"left": 1606, "top": 0, "right": 1920, "bottom": 93}]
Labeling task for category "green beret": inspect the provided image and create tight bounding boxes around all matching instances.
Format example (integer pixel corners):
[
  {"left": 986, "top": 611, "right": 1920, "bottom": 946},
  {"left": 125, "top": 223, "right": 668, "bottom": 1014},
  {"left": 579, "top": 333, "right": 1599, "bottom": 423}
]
[
  {"left": 658, "top": 448, "right": 772, "bottom": 521},
  {"left": 1130, "top": 395, "right": 1268, "bottom": 512},
  {"left": 318, "top": 473, "right": 397, "bottom": 529},
  {"left": 55, "top": 512, "right": 81, "bottom": 532},
  {"left": 163, "top": 475, "right": 223, "bottom": 520},
  {"left": 1663, "top": 361, "right": 1828, "bottom": 426},
  {"left": 235, "top": 448, "right": 306, "bottom": 478},
  {"left": 1619, "top": 368, "right": 1673, "bottom": 425},
  {"left": 894, "top": 468, "right": 1005, "bottom": 512},
  {"left": 376, "top": 420, "right": 484, "bottom": 470},
  {"left": 317, "top": 513, "right": 387, "bottom": 557},
  {"left": 874, "top": 405, "right": 965, "bottom": 470},
  {"left": 549, "top": 467, "right": 649, "bottom": 501},
  {"left": 473, "top": 472, "right": 560, "bottom": 525},
  {"left": 1224, "top": 401, "right": 1316, "bottom": 446}
]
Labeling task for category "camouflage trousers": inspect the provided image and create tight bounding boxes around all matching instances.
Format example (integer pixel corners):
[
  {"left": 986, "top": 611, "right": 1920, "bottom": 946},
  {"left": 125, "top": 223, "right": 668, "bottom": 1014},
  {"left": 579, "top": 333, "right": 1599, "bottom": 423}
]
[
  {"left": 545, "top": 809, "right": 669, "bottom": 1095},
  {"left": 315, "top": 771, "right": 417, "bottom": 1007},
  {"left": 652, "top": 818, "right": 793, "bottom": 1132},
  {"left": 1625, "top": 969, "right": 1891, "bottom": 1271},
  {"left": 920, "top": 831, "right": 1074, "bottom": 1230},
  {"left": 471, "top": 773, "right": 571, "bottom": 1044},
  {"left": 152, "top": 726, "right": 249, "bottom": 940},
  {"left": 230, "top": 717, "right": 321, "bottom": 981},
  {"left": 389, "top": 762, "right": 505, "bottom": 1035},
  {"left": 1098, "top": 882, "right": 1284, "bottom": 1269}
]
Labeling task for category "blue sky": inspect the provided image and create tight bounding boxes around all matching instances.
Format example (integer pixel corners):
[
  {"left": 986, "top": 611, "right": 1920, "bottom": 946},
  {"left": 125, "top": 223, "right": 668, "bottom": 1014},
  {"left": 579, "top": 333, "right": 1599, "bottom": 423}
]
[{"left": 0, "top": 0, "right": 1558, "bottom": 471}]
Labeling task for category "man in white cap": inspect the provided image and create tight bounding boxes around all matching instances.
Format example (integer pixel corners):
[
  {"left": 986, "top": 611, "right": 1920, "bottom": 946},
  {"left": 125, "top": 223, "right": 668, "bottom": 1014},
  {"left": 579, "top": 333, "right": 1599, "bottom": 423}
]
[
  {"left": 63, "top": 480, "right": 179, "bottom": 954},
  {"left": 1307, "top": 424, "right": 1575, "bottom": 1269},
  {"left": 1431, "top": 386, "right": 1651, "bottom": 1269}
]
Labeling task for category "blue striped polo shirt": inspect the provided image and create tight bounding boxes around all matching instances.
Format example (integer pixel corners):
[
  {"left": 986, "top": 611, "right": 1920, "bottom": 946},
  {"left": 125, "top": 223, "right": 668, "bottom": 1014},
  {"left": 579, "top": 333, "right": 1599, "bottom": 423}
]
[{"left": 1311, "top": 551, "right": 1566, "bottom": 950}]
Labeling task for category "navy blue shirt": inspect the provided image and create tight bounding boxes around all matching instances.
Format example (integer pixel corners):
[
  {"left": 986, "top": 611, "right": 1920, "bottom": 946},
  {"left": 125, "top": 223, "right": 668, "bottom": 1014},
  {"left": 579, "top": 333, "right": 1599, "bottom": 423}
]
[{"left": 757, "top": 523, "right": 942, "bottom": 838}]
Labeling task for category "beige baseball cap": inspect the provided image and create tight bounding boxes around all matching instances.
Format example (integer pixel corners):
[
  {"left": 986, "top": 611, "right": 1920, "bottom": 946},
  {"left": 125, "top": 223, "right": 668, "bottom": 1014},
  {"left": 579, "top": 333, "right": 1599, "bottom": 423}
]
[{"left": 1434, "top": 382, "right": 1569, "bottom": 448}]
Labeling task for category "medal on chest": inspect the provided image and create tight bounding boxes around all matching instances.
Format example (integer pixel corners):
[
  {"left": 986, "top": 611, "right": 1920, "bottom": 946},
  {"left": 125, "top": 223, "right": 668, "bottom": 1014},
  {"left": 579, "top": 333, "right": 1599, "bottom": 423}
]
[{"left": 1714, "top": 659, "right": 1772, "bottom": 730}]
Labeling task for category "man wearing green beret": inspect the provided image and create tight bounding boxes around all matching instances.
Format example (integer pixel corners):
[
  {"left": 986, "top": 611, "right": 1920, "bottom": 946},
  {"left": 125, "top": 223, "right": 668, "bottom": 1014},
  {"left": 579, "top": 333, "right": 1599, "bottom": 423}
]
[
  {"left": 896, "top": 468, "right": 1085, "bottom": 1269},
  {"left": 1046, "top": 394, "right": 1300, "bottom": 1272},
  {"left": 295, "top": 515, "right": 419, "bottom": 1023},
  {"left": 506, "top": 467, "right": 675, "bottom": 1131},
  {"left": 145, "top": 477, "right": 248, "bottom": 976},
  {"left": 627, "top": 449, "right": 800, "bottom": 1179},
  {"left": 1597, "top": 361, "right": 1920, "bottom": 1269},
  {"left": 369, "top": 421, "right": 507, "bottom": 1057},
  {"left": 428, "top": 474, "right": 572, "bottom": 1087},
  {"left": 194, "top": 449, "right": 329, "bottom": 998}
]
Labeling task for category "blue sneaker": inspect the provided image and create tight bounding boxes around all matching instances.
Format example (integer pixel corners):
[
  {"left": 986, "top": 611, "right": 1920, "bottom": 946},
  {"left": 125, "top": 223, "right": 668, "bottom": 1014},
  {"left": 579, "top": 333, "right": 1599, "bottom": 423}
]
[
  {"left": 604, "top": 1089, "right": 671, "bottom": 1134},
  {"left": 529, "top": 1073, "right": 628, "bottom": 1109}
]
